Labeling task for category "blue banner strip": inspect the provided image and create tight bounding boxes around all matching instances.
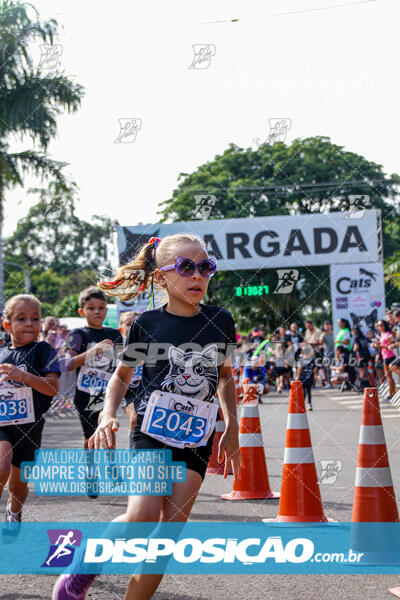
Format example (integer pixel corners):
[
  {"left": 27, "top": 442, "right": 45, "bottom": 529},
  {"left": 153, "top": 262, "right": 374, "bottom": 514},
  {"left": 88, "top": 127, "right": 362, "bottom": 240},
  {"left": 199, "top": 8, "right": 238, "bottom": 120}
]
[{"left": 1, "top": 522, "right": 400, "bottom": 574}]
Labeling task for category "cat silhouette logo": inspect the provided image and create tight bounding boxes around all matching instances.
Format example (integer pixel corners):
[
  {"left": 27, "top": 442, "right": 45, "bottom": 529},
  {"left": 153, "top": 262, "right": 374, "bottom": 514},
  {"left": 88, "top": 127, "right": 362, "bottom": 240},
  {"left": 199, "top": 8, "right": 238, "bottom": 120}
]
[
  {"left": 169, "top": 398, "right": 198, "bottom": 415},
  {"left": 350, "top": 309, "right": 378, "bottom": 334},
  {"left": 42, "top": 529, "right": 82, "bottom": 568}
]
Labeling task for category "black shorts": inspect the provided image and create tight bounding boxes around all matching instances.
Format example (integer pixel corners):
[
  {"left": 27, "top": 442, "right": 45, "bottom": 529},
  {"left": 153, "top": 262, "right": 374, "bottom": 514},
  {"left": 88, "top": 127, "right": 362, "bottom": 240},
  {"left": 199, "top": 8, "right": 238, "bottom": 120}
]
[
  {"left": 301, "top": 379, "right": 313, "bottom": 388},
  {"left": 275, "top": 367, "right": 289, "bottom": 377},
  {"left": 77, "top": 410, "right": 101, "bottom": 440},
  {"left": 358, "top": 357, "right": 370, "bottom": 368},
  {"left": 383, "top": 355, "right": 400, "bottom": 366},
  {"left": 0, "top": 418, "right": 45, "bottom": 468},
  {"left": 129, "top": 423, "right": 215, "bottom": 481}
]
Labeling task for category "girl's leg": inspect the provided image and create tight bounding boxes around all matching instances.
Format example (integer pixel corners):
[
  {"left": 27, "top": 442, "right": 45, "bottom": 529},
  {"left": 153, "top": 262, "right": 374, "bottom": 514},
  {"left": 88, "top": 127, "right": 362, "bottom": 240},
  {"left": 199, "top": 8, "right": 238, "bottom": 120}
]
[
  {"left": 7, "top": 466, "right": 29, "bottom": 513},
  {"left": 307, "top": 384, "right": 312, "bottom": 407},
  {"left": 303, "top": 382, "right": 312, "bottom": 406},
  {"left": 389, "top": 362, "right": 400, "bottom": 377},
  {"left": 376, "top": 367, "right": 385, "bottom": 384},
  {"left": 121, "top": 494, "right": 163, "bottom": 523},
  {"left": 124, "top": 469, "right": 203, "bottom": 600},
  {"left": 0, "top": 440, "right": 12, "bottom": 500},
  {"left": 384, "top": 365, "right": 396, "bottom": 396}
]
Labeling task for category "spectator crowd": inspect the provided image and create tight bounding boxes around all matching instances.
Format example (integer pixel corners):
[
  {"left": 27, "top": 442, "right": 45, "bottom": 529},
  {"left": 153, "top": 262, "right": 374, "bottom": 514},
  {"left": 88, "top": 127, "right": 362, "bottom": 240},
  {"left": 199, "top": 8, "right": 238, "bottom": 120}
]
[{"left": 234, "top": 309, "right": 400, "bottom": 409}]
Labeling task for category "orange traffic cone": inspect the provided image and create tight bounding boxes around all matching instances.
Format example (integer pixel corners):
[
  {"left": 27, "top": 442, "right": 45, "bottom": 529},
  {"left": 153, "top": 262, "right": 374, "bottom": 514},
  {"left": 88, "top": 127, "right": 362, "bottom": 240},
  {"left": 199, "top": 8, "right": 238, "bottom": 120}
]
[
  {"left": 389, "top": 588, "right": 400, "bottom": 598},
  {"left": 263, "top": 380, "right": 329, "bottom": 522},
  {"left": 221, "top": 402, "right": 279, "bottom": 500},
  {"left": 352, "top": 387, "right": 398, "bottom": 522},
  {"left": 350, "top": 388, "right": 400, "bottom": 566}
]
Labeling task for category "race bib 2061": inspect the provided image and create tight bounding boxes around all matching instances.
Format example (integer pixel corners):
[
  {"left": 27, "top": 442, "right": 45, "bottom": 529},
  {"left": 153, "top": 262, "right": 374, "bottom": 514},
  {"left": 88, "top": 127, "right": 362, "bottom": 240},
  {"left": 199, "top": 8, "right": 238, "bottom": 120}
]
[{"left": 77, "top": 367, "right": 111, "bottom": 396}]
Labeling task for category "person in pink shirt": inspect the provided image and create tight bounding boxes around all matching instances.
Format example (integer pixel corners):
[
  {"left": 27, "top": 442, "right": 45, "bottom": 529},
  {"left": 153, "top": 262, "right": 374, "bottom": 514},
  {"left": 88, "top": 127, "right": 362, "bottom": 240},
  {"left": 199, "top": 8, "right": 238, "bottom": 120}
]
[{"left": 374, "top": 320, "right": 397, "bottom": 400}]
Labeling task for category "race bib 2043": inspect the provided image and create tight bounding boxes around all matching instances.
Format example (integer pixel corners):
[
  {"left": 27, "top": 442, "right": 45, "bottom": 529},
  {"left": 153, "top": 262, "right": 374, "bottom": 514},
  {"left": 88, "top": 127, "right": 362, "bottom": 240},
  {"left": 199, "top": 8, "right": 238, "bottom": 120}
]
[{"left": 141, "top": 390, "right": 218, "bottom": 449}]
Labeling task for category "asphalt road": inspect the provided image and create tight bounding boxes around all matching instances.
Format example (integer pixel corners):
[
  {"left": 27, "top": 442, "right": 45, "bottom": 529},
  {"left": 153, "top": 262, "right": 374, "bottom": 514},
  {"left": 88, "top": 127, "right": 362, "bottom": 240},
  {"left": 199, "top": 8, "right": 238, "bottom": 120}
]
[{"left": 1, "top": 386, "right": 400, "bottom": 599}]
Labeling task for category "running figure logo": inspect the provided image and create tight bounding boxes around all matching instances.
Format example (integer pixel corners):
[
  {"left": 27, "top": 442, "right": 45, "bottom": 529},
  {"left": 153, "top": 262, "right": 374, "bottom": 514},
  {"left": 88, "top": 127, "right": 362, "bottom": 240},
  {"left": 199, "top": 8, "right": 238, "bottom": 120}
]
[
  {"left": 188, "top": 44, "right": 216, "bottom": 69},
  {"left": 194, "top": 194, "right": 216, "bottom": 219},
  {"left": 38, "top": 44, "right": 63, "bottom": 70},
  {"left": 267, "top": 118, "right": 291, "bottom": 143},
  {"left": 115, "top": 118, "right": 142, "bottom": 143},
  {"left": 318, "top": 460, "right": 343, "bottom": 485},
  {"left": 42, "top": 529, "right": 82, "bottom": 567},
  {"left": 344, "top": 194, "right": 371, "bottom": 219},
  {"left": 274, "top": 269, "right": 299, "bottom": 294}
]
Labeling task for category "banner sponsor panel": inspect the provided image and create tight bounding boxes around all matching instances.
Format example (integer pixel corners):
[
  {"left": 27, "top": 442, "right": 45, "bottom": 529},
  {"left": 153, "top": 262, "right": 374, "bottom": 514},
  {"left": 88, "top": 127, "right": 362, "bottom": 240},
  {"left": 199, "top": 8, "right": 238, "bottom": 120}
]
[{"left": 330, "top": 262, "right": 385, "bottom": 337}]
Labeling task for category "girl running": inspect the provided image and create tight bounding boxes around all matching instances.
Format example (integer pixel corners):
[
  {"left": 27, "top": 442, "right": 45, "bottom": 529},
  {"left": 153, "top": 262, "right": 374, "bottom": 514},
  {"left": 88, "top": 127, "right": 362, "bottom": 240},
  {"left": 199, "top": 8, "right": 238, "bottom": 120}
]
[
  {"left": 119, "top": 310, "right": 140, "bottom": 432},
  {"left": 0, "top": 294, "right": 60, "bottom": 539},
  {"left": 374, "top": 320, "right": 397, "bottom": 401},
  {"left": 53, "top": 233, "right": 240, "bottom": 600}
]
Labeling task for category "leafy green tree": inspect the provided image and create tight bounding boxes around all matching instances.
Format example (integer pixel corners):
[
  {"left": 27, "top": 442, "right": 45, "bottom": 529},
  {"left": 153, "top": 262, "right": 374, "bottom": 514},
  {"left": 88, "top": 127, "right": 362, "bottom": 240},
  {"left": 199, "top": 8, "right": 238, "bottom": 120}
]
[
  {"left": 4, "top": 265, "right": 24, "bottom": 299},
  {"left": 0, "top": 0, "right": 84, "bottom": 309},
  {"left": 53, "top": 293, "right": 79, "bottom": 318},
  {"left": 158, "top": 137, "right": 400, "bottom": 329},
  {"left": 30, "top": 268, "right": 64, "bottom": 304},
  {"left": 4, "top": 182, "right": 116, "bottom": 276}
]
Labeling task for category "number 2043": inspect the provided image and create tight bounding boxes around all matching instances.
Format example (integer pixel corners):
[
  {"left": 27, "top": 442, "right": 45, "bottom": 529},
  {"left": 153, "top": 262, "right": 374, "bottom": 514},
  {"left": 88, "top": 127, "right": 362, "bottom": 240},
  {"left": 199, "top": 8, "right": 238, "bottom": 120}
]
[{"left": 149, "top": 407, "right": 206, "bottom": 439}]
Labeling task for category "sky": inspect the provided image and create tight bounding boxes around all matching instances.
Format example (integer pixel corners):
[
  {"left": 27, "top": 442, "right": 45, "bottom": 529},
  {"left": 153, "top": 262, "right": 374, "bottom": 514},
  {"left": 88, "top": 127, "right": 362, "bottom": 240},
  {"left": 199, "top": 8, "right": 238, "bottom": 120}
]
[{"left": 4, "top": 0, "right": 399, "bottom": 236}]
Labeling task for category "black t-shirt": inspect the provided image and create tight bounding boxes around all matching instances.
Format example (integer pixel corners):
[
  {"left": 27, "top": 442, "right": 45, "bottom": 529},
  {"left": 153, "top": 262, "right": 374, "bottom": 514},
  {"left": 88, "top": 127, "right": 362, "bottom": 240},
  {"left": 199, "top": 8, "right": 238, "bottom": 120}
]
[
  {"left": 299, "top": 358, "right": 315, "bottom": 383},
  {"left": 65, "top": 326, "right": 123, "bottom": 412},
  {"left": 120, "top": 303, "right": 237, "bottom": 417},
  {"left": 0, "top": 341, "right": 61, "bottom": 420},
  {"left": 289, "top": 333, "right": 303, "bottom": 348},
  {"left": 353, "top": 335, "right": 370, "bottom": 359}
]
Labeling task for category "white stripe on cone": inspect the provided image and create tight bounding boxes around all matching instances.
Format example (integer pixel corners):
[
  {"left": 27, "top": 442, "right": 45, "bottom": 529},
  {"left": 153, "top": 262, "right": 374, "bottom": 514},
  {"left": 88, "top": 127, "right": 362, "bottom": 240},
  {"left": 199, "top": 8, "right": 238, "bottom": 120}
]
[
  {"left": 215, "top": 421, "right": 225, "bottom": 433},
  {"left": 359, "top": 425, "right": 386, "bottom": 445},
  {"left": 240, "top": 405, "right": 259, "bottom": 418},
  {"left": 239, "top": 433, "right": 264, "bottom": 447},
  {"left": 287, "top": 413, "right": 309, "bottom": 430},
  {"left": 355, "top": 467, "right": 393, "bottom": 487},
  {"left": 284, "top": 447, "right": 314, "bottom": 464}
]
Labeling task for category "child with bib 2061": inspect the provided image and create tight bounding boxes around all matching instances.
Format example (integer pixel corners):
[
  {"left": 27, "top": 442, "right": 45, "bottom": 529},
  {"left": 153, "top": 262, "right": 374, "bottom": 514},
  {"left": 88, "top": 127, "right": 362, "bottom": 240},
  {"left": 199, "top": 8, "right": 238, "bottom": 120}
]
[
  {"left": 52, "top": 233, "right": 240, "bottom": 600},
  {"left": 64, "top": 288, "right": 122, "bottom": 443},
  {"left": 0, "top": 294, "right": 60, "bottom": 541}
]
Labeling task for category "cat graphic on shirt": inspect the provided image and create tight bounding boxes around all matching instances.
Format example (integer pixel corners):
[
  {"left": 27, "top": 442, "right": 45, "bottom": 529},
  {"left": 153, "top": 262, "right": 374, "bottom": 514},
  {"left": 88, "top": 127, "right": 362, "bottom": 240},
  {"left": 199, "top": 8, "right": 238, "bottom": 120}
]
[{"left": 161, "top": 345, "right": 218, "bottom": 402}]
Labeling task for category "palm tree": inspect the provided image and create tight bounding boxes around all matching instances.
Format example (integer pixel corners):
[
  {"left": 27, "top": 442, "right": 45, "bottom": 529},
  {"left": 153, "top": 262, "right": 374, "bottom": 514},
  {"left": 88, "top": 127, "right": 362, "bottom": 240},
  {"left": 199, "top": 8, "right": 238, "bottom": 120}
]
[{"left": 0, "top": 0, "right": 84, "bottom": 310}]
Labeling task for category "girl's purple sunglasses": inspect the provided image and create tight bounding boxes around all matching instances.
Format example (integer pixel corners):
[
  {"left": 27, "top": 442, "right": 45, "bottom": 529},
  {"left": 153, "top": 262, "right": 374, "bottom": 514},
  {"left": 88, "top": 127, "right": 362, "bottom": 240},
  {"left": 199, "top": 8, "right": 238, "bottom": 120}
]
[{"left": 160, "top": 256, "right": 217, "bottom": 277}]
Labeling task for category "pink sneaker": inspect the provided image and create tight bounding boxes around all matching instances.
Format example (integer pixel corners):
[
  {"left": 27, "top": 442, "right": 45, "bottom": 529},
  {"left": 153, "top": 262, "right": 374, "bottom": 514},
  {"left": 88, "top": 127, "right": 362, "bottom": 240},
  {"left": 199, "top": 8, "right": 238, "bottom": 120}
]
[{"left": 52, "top": 574, "right": 96, "bottom": 600}]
